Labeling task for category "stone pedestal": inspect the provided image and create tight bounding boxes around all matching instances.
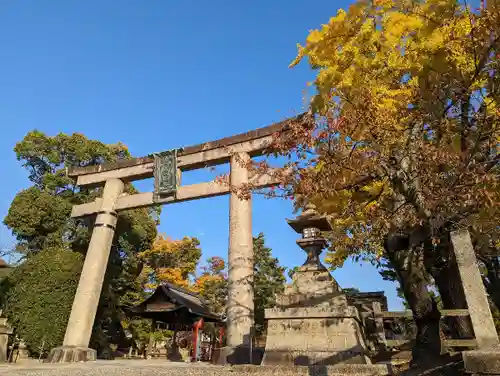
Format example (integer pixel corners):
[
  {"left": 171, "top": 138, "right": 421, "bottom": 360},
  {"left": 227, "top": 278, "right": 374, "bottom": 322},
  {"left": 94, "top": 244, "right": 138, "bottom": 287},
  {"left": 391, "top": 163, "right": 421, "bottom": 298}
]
[
  {"left": 262, "top": 265, "right": 370, "bottom": 366},
  {"left": 463, "top": 349, "right": 500, "bottom": 375},
  {"left": 45, "top": 346, "right": 96, "bottom": 363}
]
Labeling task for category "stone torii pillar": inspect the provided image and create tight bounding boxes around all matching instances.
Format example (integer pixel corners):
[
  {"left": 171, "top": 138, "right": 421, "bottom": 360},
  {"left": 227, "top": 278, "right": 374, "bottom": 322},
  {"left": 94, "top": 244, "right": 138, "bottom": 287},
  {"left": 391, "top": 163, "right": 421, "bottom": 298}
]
[
  {"left": 223, "top": 152, "right": 254, "bottom": 364},
  {"left": 44, "top": 115, "right": 304, "bottom": 364},
  {"left": 47, "top": 159, "right": 256, "bottom": 364},
  {"left": 47, "top": 179, "right": 125, "bottom": 363}
]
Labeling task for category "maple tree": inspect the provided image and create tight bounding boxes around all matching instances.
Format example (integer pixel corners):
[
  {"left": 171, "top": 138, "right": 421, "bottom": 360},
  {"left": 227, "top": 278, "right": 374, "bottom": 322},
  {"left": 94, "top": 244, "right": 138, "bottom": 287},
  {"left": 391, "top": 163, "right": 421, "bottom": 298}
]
[
  {"left": 246, "top": 0, "right": 499, "bottom": 364},
  {"left": 193, "top": 256, "right": 228, "bottom": 314},
  {"left": 139, "top": 235, "right": 202, "bottom": 290}
]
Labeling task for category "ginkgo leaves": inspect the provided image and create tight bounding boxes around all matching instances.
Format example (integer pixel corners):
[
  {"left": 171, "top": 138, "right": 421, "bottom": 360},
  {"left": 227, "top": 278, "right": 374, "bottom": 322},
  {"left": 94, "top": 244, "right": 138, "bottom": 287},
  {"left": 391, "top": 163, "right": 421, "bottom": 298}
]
[{"left": 267, "top": 0, "right": 500, "bottom": 269}]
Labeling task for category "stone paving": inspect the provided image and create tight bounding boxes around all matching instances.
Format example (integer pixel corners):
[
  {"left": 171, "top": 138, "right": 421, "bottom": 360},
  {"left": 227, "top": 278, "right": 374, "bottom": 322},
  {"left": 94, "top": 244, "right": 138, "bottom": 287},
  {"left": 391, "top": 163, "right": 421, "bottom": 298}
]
[{"left": 0, "top": 360, "right": 393, "bottom": 376}]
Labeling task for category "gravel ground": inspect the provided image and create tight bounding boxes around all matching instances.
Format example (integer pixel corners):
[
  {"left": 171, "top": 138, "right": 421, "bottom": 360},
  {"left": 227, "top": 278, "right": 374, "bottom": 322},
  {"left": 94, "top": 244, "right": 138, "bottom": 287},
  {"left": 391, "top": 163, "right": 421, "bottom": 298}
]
[{"left": 0, "top": 360, "right": 393, "bottom": 376}]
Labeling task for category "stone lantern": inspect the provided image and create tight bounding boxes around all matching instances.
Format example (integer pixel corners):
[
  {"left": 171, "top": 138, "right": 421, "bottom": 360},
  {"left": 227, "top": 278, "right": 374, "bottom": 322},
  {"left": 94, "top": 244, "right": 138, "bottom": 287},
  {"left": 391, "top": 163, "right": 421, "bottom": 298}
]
[
  {"left": 283, "top": 203, "right": 341, "bottom": 298},
  {"left": 261, "top": 204, "right": 371, "bottom": 366},
  {"left": 287, "top": 204, "right": 333, "bottom": 270}
]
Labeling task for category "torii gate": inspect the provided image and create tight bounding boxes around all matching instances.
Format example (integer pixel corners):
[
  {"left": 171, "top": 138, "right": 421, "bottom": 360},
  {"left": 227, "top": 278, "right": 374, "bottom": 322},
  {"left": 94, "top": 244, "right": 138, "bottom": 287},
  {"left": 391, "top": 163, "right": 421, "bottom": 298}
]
[{"left": 47, "top": 115, "right": 303, "bottom": 364}]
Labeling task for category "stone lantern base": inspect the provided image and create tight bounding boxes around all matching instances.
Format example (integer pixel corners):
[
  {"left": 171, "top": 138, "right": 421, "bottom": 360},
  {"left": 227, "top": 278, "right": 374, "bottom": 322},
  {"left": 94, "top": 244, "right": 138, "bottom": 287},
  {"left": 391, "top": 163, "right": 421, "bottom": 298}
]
[
  {"left": 262, "top": 300, "right": 370, "bottom": 365},
  {"left": 262, "top": 265, "right": 370, "bottom": 366}
]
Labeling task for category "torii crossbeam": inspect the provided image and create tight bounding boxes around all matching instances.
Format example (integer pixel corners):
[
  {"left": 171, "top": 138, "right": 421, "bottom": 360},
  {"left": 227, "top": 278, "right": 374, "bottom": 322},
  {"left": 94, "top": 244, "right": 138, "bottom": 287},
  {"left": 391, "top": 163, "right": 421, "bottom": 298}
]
[{"left": 47, "top": 114, "right": 304, "bottom": 365}]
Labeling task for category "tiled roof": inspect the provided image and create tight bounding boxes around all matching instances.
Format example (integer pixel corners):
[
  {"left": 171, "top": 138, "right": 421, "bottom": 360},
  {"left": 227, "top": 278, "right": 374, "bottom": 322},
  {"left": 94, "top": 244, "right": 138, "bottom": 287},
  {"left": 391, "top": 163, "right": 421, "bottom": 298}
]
[{"left": 127, "top": 282, "right": 221, "bottom": 323}]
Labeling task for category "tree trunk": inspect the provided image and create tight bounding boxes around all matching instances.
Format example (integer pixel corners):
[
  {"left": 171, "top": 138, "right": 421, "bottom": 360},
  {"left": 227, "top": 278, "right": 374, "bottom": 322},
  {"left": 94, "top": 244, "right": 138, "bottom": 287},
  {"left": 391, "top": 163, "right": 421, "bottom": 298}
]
[
  {"left": 484, "top": 257, "right": 500, "bottom": 310},
  {"left": 385, "top": 234, "right": 442, "bottom": 366}
]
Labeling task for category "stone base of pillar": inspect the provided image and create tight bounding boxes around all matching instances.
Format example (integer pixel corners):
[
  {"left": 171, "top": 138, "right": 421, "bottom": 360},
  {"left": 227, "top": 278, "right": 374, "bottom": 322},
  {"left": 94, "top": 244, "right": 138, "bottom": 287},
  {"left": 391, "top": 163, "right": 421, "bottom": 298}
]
[
  {"left": 463, "top": 349, "right": 500, "bottom": 375},
  {"left": 45, "top": 346, "right": 97, "bottom": 363},
  {"left": 211, "top": 346, "right": 263, "bottom": 365},
  {"left": 0, "top": 317, "right": 10, "bottom": 363}
]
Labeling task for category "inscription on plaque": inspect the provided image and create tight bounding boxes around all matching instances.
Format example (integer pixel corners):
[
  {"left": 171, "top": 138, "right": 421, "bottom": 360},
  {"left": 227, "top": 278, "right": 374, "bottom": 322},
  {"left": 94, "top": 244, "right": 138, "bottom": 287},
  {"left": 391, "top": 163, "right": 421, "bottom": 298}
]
[{"left": 153, "top": 149, "right": 178, "bottom": 198}]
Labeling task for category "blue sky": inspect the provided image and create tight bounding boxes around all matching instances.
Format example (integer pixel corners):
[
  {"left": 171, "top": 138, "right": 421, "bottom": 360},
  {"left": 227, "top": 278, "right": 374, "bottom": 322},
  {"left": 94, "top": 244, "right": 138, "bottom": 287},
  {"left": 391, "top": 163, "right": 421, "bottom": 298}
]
[{"left": 0, "top": 0, "right": 404, "bottom": 309}]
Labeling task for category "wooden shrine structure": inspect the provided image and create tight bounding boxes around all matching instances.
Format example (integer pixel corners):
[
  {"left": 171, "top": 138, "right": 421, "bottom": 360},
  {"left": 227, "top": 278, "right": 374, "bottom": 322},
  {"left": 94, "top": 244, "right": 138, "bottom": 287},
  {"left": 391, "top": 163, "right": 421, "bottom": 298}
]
[
  {"left": 126, "top": 283, "right": 222, "bottom": 362},
  {"left": 127, "top": 283, "right": 221, "bottom": 324},
  {"left": 47, "top": 114, "right": 307, "bottom": 365}
]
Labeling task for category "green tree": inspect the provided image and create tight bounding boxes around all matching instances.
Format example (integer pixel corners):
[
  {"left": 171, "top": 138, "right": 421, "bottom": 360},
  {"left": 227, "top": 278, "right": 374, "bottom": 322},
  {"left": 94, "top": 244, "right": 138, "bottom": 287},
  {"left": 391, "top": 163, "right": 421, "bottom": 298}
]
[
  {"left": 252, "top": 233, "right": 286, "bottom": 336},
  {"left": 3, "top": 131, "right": 158, "bottom": 357},
  {"left": 0, "top": 258, "right": 13, "bottom": 311},
  {"left": 2, "top": 247, "right": 83, "bottom": 356}
]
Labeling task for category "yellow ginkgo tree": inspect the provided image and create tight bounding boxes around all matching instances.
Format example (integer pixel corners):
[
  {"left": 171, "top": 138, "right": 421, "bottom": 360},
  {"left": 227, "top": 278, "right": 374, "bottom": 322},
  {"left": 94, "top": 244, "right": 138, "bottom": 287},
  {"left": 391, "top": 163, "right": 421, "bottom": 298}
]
[{"left": 249, "top": 0, "right": 500, "bottom": 364}]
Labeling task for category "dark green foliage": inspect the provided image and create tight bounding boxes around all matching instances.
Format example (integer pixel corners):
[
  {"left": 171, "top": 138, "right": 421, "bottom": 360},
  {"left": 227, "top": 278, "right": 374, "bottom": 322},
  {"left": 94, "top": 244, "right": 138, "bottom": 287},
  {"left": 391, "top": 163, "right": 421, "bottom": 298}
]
[
  {"left": 13, "top": 130, "right": 129, "bottom": 188},
  {"left": 3, "top": 130, "right": 158, "bottom": 357},
  {"left": 3, "top": 248, "right": 83, "bottom": 356},
  {"left": 253, "top": 233, "right": 286, "bottom": 336},
  {"left": 4, "top": 188, "right": 72, "bottom": 251},
  {"left": 4, "top": 130, "right": 132, "bottom": 254},
  {"left": 0, "top": 265, "right": 13, "bottom": 310}
]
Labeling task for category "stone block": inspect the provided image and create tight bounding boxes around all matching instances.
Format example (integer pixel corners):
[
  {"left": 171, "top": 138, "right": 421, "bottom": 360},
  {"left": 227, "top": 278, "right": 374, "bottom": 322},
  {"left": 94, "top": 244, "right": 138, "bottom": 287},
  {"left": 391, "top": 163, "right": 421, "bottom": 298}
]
[
  {"left": 45, "top": 346, "right": 97, "bottom": 363},
  {"left": 463, "top": 349, "right": 500, "bottom": 375},
  {"left": 212, "top": 346, "right": 263, "bottom": 365},
  {"left": 264, "top": 258, "right": 370, "bottom": 367},
  {"left": 263, "top": 307, "right": 370, "bottom": 366}
]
